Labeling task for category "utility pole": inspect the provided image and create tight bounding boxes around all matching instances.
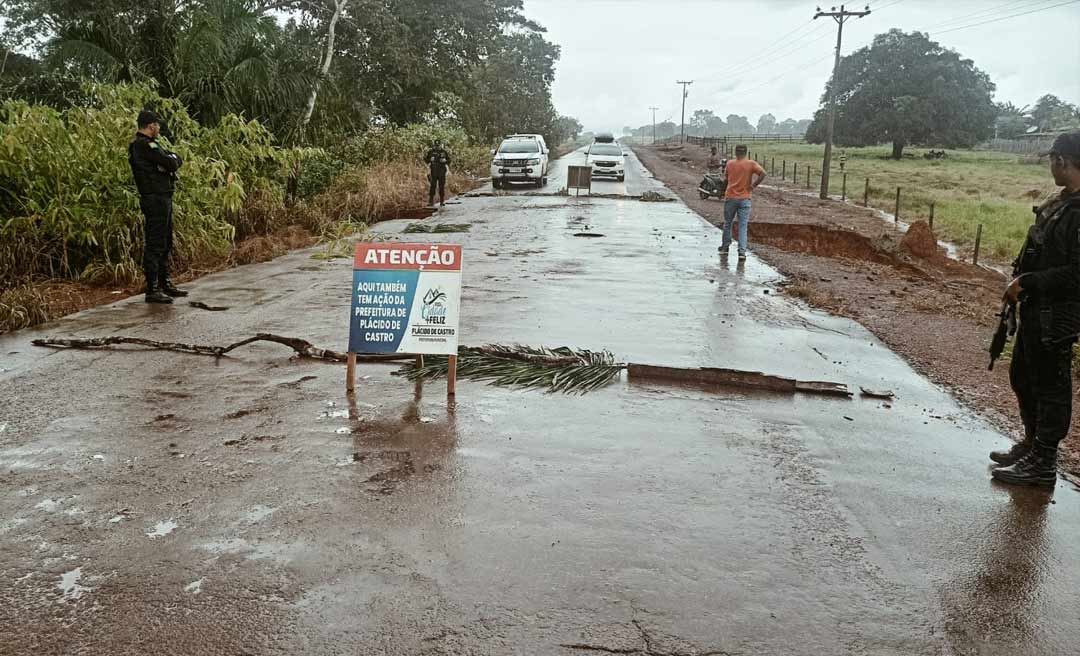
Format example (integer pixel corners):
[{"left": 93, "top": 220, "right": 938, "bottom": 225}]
[
  {"left": 649, "top": 106, "right": 659, "bottom": 144},
  {"left": 677, "top": 80, "right": 693, "bottom": 144},
  {"left": 814, "top": 4, "right": 869, "bottom": 199}
]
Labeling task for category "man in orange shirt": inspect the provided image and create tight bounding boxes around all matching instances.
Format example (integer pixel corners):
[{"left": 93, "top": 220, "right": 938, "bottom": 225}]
[{"left": 720, "top": 144, "right": 766, "bottom": 260}]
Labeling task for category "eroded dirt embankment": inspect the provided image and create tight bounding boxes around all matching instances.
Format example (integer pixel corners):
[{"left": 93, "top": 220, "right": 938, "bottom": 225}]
[{"left": 633, "top": 142, "right": 1080, "bottom": 481}]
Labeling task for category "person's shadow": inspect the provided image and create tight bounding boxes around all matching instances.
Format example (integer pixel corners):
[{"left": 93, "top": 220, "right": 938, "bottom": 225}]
[{"left": 939, "top": 483, "right": 1056, "bottom": 654}]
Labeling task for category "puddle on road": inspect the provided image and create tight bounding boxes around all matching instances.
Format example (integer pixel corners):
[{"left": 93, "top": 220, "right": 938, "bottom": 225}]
[
  {"left": 58, "top": 567, "right": 91, "bottom": 601},
  {"left": 243, "top": 505, "right": 277, "bottom": 524},
  {"left": 184, "top": 578, "right": 204, "bottom": 594},
  {"left": 572, "top": 232, "right": 605, "bottom": 238},
  {"left": 146, "top": 519, "right": 178, "bottom": 538}
]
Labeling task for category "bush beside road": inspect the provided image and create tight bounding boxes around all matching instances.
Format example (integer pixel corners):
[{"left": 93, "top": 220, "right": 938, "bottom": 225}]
[{"left": 0, "top": 84, "right": 490, "bottom": 333}]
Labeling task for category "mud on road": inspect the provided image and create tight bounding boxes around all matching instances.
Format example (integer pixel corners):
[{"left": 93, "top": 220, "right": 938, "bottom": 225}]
[{"left": 632, "top": 142, "right": 1080, "bottom": 480}]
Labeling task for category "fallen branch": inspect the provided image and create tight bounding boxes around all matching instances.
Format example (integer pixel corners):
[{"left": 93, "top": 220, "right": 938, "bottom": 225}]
[
  {"left": 32, "top": 334, "right": 412, "bottom": 363},
  {"left": 398, "top": 344, "right": 624, "bottom": 394},
  {"left": 189, "top": 301, "right": 230, "bottom": 311}
]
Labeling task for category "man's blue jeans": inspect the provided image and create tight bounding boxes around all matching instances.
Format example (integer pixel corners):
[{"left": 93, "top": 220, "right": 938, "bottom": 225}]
[{"left": 722, "top": 198, "right": 751, "bottom": 255}]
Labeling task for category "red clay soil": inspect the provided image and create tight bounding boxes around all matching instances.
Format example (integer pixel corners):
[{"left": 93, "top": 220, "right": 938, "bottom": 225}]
[{"left": 634, "top": 142, "right": 1080, "bottom": 483}]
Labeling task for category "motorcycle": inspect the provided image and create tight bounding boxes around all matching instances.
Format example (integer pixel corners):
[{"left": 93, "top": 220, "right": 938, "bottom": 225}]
[{"left": 698, "top": 161, "right": 728, "bottom": 200}]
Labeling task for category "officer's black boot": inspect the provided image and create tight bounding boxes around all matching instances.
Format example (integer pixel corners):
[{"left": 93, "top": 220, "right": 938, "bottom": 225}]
[
  {"left": 145, "top": 278, "right": 173, "bottom": 304},
  {"left": 159, "top": 277, "right": 188, "bottom": 297},
  {"left": 989, "top": 429, "right": 1033, "bottom": 466},
  {"left": 992, "top": 442, "right": 1058, "bottom": 488},
  {"left": 158, "top": 262, "right": 188, "bottom": 297}
]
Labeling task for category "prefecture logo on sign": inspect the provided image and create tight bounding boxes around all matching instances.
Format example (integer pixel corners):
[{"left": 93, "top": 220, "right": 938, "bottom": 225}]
[{"left": 348, "top": 243, "right": 462, "bottom": 355}]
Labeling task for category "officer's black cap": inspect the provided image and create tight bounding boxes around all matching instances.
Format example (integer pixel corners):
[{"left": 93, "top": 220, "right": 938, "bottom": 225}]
[
  {"left": 1043, "top": 131, "right": 1080, "bottom": 157},
  {"left": 137, "top": 109, "right": 160, "bottom": 128}
]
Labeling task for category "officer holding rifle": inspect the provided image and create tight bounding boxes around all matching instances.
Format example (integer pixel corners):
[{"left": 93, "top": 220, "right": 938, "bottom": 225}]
[{"left": 990, "top": 132, "right": 1080, "bottom": 487}]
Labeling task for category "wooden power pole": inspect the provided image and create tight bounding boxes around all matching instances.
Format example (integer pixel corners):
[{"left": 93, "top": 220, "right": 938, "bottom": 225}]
[
  {"left": 649, "top": 106, "right": 659, "bottom": 144},
  {"left": 677, "top": 80, "right": 693, "bottom": 144},
  {"left": 814, "top": 4, "right": 869, "bottom": 200}
]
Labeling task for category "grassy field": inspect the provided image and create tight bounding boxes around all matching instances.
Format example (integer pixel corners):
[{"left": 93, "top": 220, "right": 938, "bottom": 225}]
[{"left": 738, "top": 143, "right": 1057, "bottom": 264}]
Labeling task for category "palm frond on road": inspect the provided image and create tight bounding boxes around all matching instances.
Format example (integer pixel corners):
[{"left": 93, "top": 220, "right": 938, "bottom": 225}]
[{"left": 400, "top": 344, "right": 625, "bottom": 394}]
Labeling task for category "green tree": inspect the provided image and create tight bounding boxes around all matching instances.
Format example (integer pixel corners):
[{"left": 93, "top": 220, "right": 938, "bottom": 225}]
[
  {"left": 994, "top": 101, "right": 1030, "bottom": 139},
  {"left": 756, "top": 113, "right": 776, "bottom": 134},
  {"left": 690, "top": 109, "right": 715, "bottom": 136},
  {"left": 725, "top": 114, "right": 755, "bottom": 135},
  {"left": 776, "top": 118, "right": 799, "bottom": 135},
  {"left": 555, "top": 115, "right": 583, "bottom": 143},
  {"left": 457, "top": 27, "right": 561, "bottom": 146},
  {"left": 1030, "top": 94, "right": 1079, "bottom": 132},
  {"left": 806, "top": 30, "right": 996, "bottom": 158}
]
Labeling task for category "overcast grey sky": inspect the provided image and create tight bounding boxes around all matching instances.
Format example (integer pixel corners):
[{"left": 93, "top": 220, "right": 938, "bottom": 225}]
[{"left": 522, "top": 0, "right": 1080, "bottom": 133}]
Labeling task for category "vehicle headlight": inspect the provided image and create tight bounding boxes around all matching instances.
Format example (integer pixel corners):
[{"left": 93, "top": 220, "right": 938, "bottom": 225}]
[{"left": 526, "top": 158, "right": 540, "bottom": 165}]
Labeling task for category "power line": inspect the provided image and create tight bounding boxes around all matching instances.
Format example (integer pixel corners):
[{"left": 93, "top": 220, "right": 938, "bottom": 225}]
[
  {"left": 932, "top": 0, "right": 1080, "bottom": 35},
  {"left": 698, "top": 0, "right": 908, "bottom": 89},
  {"left": 704, "top": 50, "right": 835, "bottom": 108},
  {"left": 928, "top": 0, "right": 1048, "bottom": 31},
  {"left": 697, "top": 26, "right": 833, "bottom": 91},
  {"left": 695, "top": 19, "right": 825, "bottom": 85}
]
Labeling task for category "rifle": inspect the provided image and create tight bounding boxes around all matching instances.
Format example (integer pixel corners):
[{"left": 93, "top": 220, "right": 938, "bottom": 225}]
[{"left": 988, "top": 300, "right": 1016, "bottom": 371}]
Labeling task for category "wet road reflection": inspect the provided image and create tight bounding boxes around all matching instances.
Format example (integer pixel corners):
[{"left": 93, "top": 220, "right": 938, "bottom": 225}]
[{"left": 941, "top": 484, "right": 1056, "bottom": 653}]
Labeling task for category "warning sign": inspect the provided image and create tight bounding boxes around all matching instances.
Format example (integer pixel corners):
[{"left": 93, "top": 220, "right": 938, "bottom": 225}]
[{"left": 348, "top": 243, "right": 462, "bottom": 355}]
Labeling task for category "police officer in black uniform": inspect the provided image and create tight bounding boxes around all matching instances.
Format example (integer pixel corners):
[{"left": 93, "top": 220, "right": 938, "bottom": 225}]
[
  {"left": 129, "top": 109, "right": 186, "bottom": 304},
  {"left": 424, "top": 140, "right": 451, "bottom": 207},
  {"left": 991, "top": 132, "right": 1080, "bottom": 487}
]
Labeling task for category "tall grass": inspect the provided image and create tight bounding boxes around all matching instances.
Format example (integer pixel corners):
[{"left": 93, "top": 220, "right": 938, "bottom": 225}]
[
  {"left": 0, "top": 285, "right": 51, "bottom": 333},
  {"left": 742, "top": 143, "right": 1055, "bottom": 263},
  {"left": 0, "top": 83, "right": 492, "bottom": 332}
]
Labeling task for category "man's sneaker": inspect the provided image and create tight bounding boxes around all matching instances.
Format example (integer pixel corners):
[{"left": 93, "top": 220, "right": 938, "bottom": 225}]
[
  {"left": 738, "top": 252, "right": 747, "bottom": 261},
  {"left": 718, "top": 246, "right": 729, "bottom": 254},
  {"left": 991, "top": 450, "right": 1057, "bottom": 488}
]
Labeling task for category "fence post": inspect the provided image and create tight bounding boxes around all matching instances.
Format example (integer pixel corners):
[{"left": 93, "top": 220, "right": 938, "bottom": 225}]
[
  {"left": 806, "top": 166, "right": 811, "bottom": 189},
  {"left": 929, "top": 201, "right": 935, "bottom": 229},
  {"left": 771, "top": 157, "right": 775, "bottom": 175},
  {"left": 894, "top": 187, "right": 901, "bottom": 222},
  {"left": 973, "top": 224, "right": 983, "bottom": 265},
  {"left": 842, "top": 173, "right": 847, "bottom": 201},
  {"left": 782, "top": 160, "right": 787, "bottom": 180},
  {"left": 793, "top": 162, "right": 798, "bottom": 185},
  {"left": 864, "top": 177, "right": 870, "bottom": 207}
]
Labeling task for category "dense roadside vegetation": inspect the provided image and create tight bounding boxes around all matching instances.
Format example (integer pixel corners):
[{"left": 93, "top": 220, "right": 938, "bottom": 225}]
[{"left": 0, "top": 0, "right": 584, "bottom": 332}]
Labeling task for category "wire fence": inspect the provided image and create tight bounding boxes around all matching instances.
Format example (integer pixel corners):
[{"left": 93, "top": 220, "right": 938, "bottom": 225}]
[{"left": 753, "top": 151, "right": 995, "bottom": 267}]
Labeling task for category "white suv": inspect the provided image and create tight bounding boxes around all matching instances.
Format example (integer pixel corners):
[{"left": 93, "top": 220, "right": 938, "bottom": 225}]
[
  {"left": 491, "top": 135, "right": 549, "bottom": 189},
  {"left": 584, "top": 141, "right": 625, "bottom": 181}
]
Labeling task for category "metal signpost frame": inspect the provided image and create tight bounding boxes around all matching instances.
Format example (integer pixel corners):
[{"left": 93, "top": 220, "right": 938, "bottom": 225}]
[{"left": 567, "top": 165, "right": 592, "bottom": 196}]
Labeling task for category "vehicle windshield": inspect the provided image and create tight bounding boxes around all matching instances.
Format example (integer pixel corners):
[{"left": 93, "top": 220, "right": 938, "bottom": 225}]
[
  {"left": 498, "top": 140, "right": 539, "bottom": 154},
  {"left": 588, "top": 144, "right": 622, "bottom": 156}
]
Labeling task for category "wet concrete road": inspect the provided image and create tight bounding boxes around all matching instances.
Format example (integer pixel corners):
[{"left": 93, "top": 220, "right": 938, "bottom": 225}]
[{"left": 2, "top": 150, "right": 1079, "bottom": 655}]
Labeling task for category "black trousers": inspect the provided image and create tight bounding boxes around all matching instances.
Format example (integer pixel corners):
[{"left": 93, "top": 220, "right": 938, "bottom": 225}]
[
  {"left": 1010, "top": 308, "right": 1074, "bottom": 452},
  {"left": 428, "top": 171, "right": 446, "bottom": 203},
  {"left": 140, "top": 193, "right": 174, "bottom": 283}
]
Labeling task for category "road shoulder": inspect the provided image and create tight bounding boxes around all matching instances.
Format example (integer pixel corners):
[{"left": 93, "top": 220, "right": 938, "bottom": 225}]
[{"left": 631, "top": 142, "right": 1080, "bottom": 480}]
